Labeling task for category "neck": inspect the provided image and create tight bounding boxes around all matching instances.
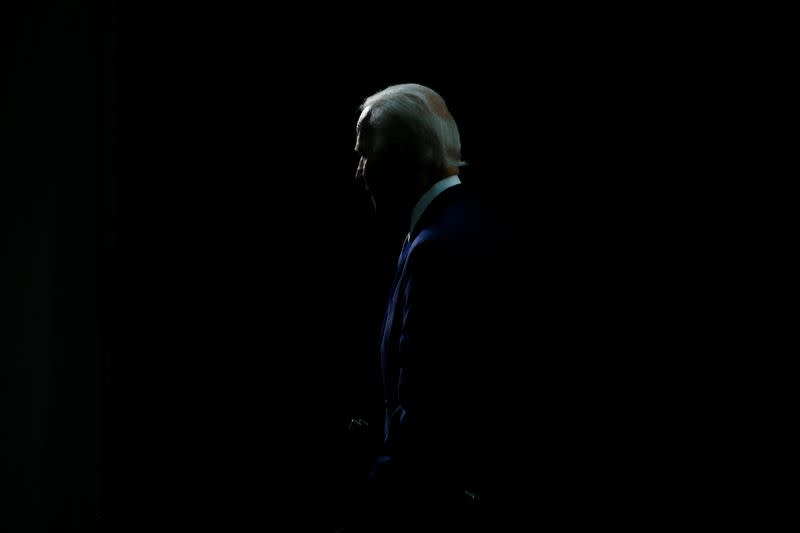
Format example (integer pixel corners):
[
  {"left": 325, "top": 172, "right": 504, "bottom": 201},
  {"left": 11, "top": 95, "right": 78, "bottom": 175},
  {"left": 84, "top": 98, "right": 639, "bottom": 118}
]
[
  {"left": 416, "top": 167, "right": 459, "bottom": 202},
  {"left": 386, "top": 168, "right": 459, "bottom": 230},
  {"left": 409, "top": 172, "right": 462, "bottom": 235}
]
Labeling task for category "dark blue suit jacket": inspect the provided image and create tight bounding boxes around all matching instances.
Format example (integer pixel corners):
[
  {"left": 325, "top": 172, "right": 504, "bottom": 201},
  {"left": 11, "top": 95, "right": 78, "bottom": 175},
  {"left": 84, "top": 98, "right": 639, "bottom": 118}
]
[{"left": 369, "top": 183, "right": 524, "bottom": 525}]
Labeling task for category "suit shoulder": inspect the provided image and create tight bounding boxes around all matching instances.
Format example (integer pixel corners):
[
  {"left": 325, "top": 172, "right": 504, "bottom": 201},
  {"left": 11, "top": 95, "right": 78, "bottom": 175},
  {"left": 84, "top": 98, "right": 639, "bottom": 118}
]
[{"left": 424, "top": 192, "right": 501, "bottom": 244}]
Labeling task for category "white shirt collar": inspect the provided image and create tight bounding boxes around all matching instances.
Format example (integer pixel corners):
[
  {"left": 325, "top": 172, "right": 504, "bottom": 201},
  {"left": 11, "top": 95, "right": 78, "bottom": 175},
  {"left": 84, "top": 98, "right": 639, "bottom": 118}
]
[{"left": 409, "top": 175, "right": 461, "bottom": 236}]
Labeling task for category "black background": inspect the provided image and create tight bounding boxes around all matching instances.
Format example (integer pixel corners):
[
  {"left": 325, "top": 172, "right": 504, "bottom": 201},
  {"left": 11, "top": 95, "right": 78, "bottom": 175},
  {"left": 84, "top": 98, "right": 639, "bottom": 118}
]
[{"left": 3, "top": 3, "right": 738, "bottom": 531}]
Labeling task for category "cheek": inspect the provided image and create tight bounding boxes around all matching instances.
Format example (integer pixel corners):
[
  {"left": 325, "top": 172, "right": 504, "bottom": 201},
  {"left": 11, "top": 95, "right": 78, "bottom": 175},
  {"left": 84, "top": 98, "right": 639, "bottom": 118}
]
[{"left": 363, "top": 165, "right": 382, "bottom": 192}]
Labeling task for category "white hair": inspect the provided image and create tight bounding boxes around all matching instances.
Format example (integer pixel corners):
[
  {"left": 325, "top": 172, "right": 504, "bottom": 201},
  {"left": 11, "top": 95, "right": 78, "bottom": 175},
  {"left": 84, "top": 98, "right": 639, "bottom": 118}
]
[{"left": 359, "top": 83, "right": 466, "bottom": 172}]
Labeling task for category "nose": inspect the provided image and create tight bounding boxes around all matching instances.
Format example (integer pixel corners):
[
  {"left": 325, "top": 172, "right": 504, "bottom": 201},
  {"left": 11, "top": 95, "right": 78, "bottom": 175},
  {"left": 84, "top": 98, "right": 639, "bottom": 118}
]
[{"left": 355, "top": 157, "right": 366, "bottom": 181}]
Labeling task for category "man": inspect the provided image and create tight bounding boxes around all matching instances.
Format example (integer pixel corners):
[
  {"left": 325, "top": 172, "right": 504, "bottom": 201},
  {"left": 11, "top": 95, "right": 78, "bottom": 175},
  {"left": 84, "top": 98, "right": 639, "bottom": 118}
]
[{"left": 351, "top": 84, "right": 525, "bottom": 531}]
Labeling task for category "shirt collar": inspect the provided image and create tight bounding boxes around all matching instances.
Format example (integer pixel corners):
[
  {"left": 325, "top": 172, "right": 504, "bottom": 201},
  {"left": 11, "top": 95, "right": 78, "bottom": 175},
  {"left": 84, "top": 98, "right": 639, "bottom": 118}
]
[{"left": 409, "top": 175, "right": 461, "bottom": 236}]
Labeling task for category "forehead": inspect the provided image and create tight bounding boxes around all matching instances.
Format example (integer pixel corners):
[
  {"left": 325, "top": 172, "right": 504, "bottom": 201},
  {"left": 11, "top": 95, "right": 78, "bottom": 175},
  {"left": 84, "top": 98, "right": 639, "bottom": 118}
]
[
  {"left": 356, "top": 108, "right": 372, "bottom": 148},
  {"left": 357, "top": 107, "right": 371, "bottom": 132}
]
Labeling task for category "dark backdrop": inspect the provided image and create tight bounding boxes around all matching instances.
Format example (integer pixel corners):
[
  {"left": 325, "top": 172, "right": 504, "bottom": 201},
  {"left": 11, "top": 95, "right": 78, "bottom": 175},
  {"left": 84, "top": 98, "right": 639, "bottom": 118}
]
[
  {"left": 4, "top": 3, "right": 722, "bottom": 531},
  {"left": 2, "top": 1, "right": 115, "bottom": 531}
]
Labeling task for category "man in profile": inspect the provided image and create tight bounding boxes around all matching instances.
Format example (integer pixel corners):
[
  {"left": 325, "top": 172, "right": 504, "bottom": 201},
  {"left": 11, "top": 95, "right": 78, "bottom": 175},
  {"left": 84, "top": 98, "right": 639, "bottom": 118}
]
[{"left": 351, "top": 83, "right": 525, "bottom": 531}]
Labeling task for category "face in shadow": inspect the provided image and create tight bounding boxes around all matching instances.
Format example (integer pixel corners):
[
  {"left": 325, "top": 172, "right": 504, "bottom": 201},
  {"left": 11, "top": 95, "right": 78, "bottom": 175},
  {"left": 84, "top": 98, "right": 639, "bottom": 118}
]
[{"left": 354, "top": 112, "right": 415, "bottom": 220}]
